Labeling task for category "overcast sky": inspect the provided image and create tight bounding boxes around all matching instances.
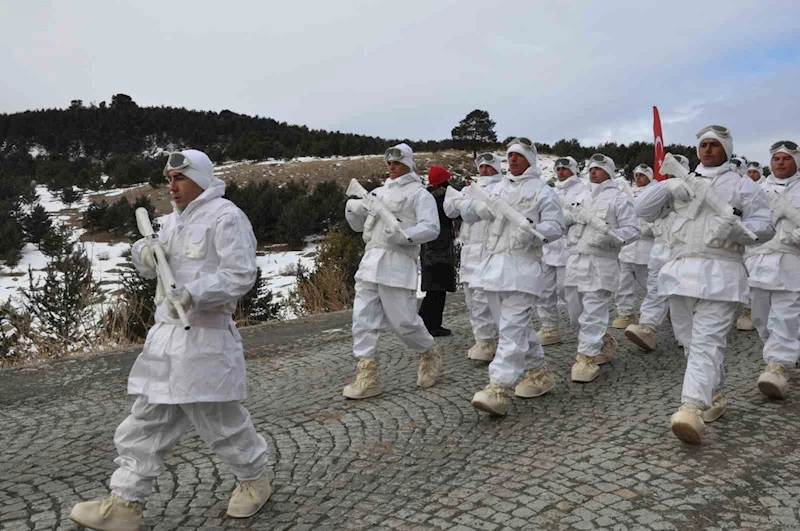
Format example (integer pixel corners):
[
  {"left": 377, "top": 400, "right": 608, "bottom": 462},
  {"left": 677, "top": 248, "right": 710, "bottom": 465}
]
[{"left": 2, "top": 0, "right": 799, "bottom": 163}]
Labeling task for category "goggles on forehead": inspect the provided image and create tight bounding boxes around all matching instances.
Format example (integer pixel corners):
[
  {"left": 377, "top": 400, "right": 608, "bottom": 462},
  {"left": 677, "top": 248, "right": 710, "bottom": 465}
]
[
  {"left": 506, "top": 137, "right": 534, "bottom": 148},
  {"left": 747, "top": 161, "right": 761, "bottom": 169},
  {"left": 590, "top": 153, "right": 610, "bottom": 163},
  {"left": 163, "top": 152, "right": 200, "bottom": 177},
  {"left": 770, "top": 140, "right": 799, "bottom": 154},
  {"left": 696, "top": 124, "right": 731, "bottom": 139},
  {"left": 634, "top": 164, "right": 651, "bottom": 173},
  {"left": 475, "top": 152, "right": 499, "bottom": 164},
  {"left": 554, "top": 157, "right": 573, "bottom": 168},
  {"left": 674, "top": 155, "right": 689, "bottom": 164},
  {"left": 384, "top": 147, "right": 405, "bottom": 163},
  {"left": 730, "top": 158, "right": 743, "bottom": 168}
]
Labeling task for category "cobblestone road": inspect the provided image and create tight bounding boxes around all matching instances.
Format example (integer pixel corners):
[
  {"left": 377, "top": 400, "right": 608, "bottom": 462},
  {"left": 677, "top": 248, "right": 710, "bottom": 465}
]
[{"left": 2, "top": 294, "right": 800, "bottom": 531}]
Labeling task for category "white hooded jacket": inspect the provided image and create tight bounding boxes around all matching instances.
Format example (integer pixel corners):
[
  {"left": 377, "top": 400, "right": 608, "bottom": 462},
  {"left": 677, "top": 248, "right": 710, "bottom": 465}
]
[
  {"left": 564, "top": 178, "right": 640, "bottom": 292},
  {"left": 468, "top": 166, "right": 565, "bottom": 296},
  {"left": 619, "top": 181, "right": 656, "bottom": 265},
  {"left": 542, "top": 175, "right": 589, "bottom": 267},
  {"left": 443, "top": 174, "right": 502, "bottom": 285},
  {"left": 635, "top": 162, "right": 775, "bottom": 302},
  {"left": 745, "top": 172, "right": 800, "bottom": 291},
  {"left": 346, "top": 172, "right": 439, "bottom": 291},
  {"left": 129, "top": 180, "right": 258, "bottom": 404}
]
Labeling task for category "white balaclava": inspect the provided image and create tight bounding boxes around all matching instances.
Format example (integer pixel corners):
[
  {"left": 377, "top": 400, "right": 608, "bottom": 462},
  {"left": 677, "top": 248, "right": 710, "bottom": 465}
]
[
  {"left": 731, "top": 156, "right": 748, "bottom": 176},
  {"left": 696, "top": 128, "right": 734, "bottom": 163},
  {"left": 554, "top": 156, "right": 579, "bottom": 178},
  {"left": 633, "top": 164, "right": 654, "bottom": 183},
  {"left": 171, "top": 149, "right": 218, "bottom": 190},
  {"left": 746, "top": 162, "right": 763, "bottom": 179},
  {"left": 588, "top": 154, "right": 616, "bottom": 180},
  {"left": 474, "top": 154, "right": 503, "bottom": 177},
  {"left": 770, "top": 143, "right": 800, "bottom": 172},
  {"left": 507, "top": 141, "right": 540, "bottom": 176},
  {"left": 388, "top": 143, "right": 415, "bottom": 171}
]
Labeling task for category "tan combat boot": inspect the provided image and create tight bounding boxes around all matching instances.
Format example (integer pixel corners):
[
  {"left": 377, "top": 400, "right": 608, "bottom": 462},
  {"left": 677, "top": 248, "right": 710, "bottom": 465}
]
[
  {"left": 467, "top": 339, "right": 496, "bottom": 361},
  {"left": 595, "top": 332, "right": 617, "bottom": 364},
  {"left": 670, "top": 403, "right": 705, "bottom": 444},
  {"left": 571, "top": 354, "right": 600, "bottom": 383},
  {"left": 471, "top": 383, "right": 508, "bottom": 416},
  {"left": 625, "top": 323, "right": 656, "bottom": 352},
  {"left": 736, "top": 308, "right": 754, "bottom": 331},
  {"left": 417, "top": 346, "right": 442, "bottom": 388},
  {"left": 611, "top": 314, "right": 637, "bottom": 329},
  {"left": 69, "top": 494, "right": 143, "bottom": 531},
  {"left": 343, "top": 359, "right": 382, "bottom": 399},
  {"left": 515, "top": 364, "right": 555, "bottom": 398},
  {"left": 758, "top": 363, "right": 789, "bottom": 399},
  {"left": 227, "top": 475, "right": 273, "bottom": 518},
  {"left": 702, "top": 392, "right": 726, "bottom": 423},
  {"left": 537, "top": 327, "right": 563, "bottom": 346}
]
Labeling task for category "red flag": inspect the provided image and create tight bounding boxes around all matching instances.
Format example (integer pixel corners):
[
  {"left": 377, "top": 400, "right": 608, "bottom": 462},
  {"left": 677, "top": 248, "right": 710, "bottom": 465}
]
[{"left": 653, "top": 106, "right": 666, "bottom": 181}]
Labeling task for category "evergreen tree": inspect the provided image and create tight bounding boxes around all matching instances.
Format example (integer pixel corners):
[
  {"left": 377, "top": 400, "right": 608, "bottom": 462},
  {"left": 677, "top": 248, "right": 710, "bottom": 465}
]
[
  {"left": 22, "top": 230, "right": 96, "bottom": 357},
  {"left": 451, "top": 110, "right": 498, "bottom": 158},
  {"left": 23, "top": 204, "right": 52, "bottom": 244},
  {"left": 236, "top": 268, "right": 281, "bottom": 324},
  {"left": 60, "top": 187, "right": 82, "bottom": 208}
]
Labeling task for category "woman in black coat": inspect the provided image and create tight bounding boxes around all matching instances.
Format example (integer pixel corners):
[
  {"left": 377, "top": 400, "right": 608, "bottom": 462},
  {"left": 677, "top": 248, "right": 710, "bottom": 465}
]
[{"left": 419, "top": 165, "right": 457, "bottom": 336}]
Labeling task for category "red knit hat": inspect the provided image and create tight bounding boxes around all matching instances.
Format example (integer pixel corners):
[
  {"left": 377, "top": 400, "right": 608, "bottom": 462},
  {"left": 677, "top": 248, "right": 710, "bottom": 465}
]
[{"left": 428, "top": 165, "right": 451, "bottom": 186}]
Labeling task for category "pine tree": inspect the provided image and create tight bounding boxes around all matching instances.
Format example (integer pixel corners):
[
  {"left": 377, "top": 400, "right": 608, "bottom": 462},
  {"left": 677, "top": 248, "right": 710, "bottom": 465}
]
[
  {"left": 23, "top": 204, "right": 52, "bottom": 244},
  {"left": 60, "top": 187, "right": 82, "bottom": 208},
  {"left": 22, "top": 229, "right": 96, "bottom": 357},
  {"left": 451, "top": 109, "right": 498, "bottom": 158}
]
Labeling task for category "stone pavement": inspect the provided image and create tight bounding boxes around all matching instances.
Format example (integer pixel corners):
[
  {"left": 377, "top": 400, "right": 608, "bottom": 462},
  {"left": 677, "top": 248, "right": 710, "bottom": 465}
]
[{"left": 2, "top": 294, "right": 800, "bottom": 531}]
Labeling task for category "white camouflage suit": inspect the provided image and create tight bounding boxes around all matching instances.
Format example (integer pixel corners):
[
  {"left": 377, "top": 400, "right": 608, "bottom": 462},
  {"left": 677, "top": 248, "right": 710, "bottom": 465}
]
[
  {"left": 345, "top": 168, "right": 440, "bottom": 360},
  {"left": 564, "top": 173, "right": 640, "bottom": 357},
  {"left": 638, "top": 181, "right": 676, "bottom": 329},
  {"left": 443, "top": 164, "right": 502, "bottom": 343},
  {"left": 615, "top": 180, "right": 655, "bottom": 317},
  {"left": 538, "top": 164, "right": 589, "bottom": 329},
  {"left": 467, "top": 145, "right": 565, "bottom": 387},
  {"left": 745, "top": 170, "right": 800, "bottom": 368},
  {"left": 115, "top": 155, "right": 268, "bottom": 501},
  {"left": 635, "top": 132, "right": 774, "bottom": 409}
]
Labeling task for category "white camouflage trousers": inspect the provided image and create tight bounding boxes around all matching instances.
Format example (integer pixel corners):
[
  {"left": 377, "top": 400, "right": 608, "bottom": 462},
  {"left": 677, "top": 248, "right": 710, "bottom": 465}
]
[
  {"left": 615, "top": 262, "right": 649, "bottom": 316},
  {"left": 536, "top": 262, "right": 566, "bottom": 328},
  {"left": 486, "top": 291, "right": 545, "bottom": 387},
  {"left": 110, "top": 396, "right": 268, "bottom": 501},
  {"left": 639, "top": 266, "right": 670, "bottom": 327},
  {"left": 464, "top": 284, "right": 496, "bottom": 341},
  {"left": 565, "top": 287, "right": 611, "bottom": 357},
  {"left": 750, "top": 288, "right": 800, "bottom": 368},
  {"left": 352, "top": 280, "right": 434, "bottom": 358},
  {"left": 669, "top": 296, "right": 738, "bottom": 409}
]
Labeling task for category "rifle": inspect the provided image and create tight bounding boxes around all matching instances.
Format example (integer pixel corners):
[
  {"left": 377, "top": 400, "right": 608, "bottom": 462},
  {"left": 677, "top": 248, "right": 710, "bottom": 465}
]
[
  {"left": 566, "top": 202, "right": 626, "bottom": 245},
  {"left": 468, "top": 180, "right": 548, "bottom": 243},
  {"left": 135, "top": 208, "right": 191, "bottom": 330},
  {"left": 660, "top": 153, "right": 759, "bottom": 241},
  {"left": 346, "top": 179, "right": 412, "bottom": 242},
  {"left": 765, "top": 188, "right": 800, "bottom": 227}
]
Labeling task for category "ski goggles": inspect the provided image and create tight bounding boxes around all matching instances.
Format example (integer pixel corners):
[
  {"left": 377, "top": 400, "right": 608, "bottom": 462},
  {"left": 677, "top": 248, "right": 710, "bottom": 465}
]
[
  {"left": 554, "top": 157, "right": 573, "bottom": 168},
  {"left": 770, "top": 140, "right": 799, "bottom": 154},
  {"left": 384, "top": 147, "right": 407, "bottom": 163},
  {"left": 696, "top": 125, "right": 731, "bottom": 138},
  {"left": 163, "top": 152, "right": 201, "bottom": 177},
  {"left": 590, "top": 153, "right": 610, "bottom": 163},
  {"left": 730, "top": 158, "right": 743, "bottom": 168},
  {"left": 634, "top": 164, "right": 651, "bottom": 174},
  {"left": 747, "top": 161, "right": 761, "bottom": 169},
  {"left": 475, "top": 152, "right": 499, "bottom": 164},
  {"left": 506, "top": 137, "right": 534, "bottom": 149},
  {"left": 674, "top": 154, "right": 689, "bottom": 164}
]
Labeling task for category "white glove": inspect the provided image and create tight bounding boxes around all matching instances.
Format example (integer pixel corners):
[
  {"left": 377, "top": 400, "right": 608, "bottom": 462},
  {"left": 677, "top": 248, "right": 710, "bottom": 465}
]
[
  {"left": 660, "top": 153, "right": 689, "bottom": 179},
  {"left": 167, "top": 288, "right": 192, "bottom": 319},
  {"left": 346, "top": 199, "right": 368, "bottom": 216},
  {"left": 789, "top": 227, "right": 800, "bottom": 246},
  {"left": 472, "top": 200, "right": 495, "bottom": 221},
  {"left": 563, "top": 208, "right": 577, "bottom": 226},
  {"left": 706, "top": 214, "right": 739, "bottom": 244},
  {"left": 384, "top": 227, "right": 412, "bottom": 245},
  {"left": 664, "top": 179, "right": 693, "bottom": 202},
  {"left": 140, "top": 245, "right": 157, "bottom": 269}
]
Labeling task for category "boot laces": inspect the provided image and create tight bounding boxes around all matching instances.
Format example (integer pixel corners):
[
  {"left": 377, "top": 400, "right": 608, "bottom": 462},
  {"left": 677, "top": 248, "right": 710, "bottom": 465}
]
[
  {"left": 420, "top": 350, "right": 440, "bottom": 377},
  {"left": 485, "top": 383, "right": 506, "bottom": 397},
  {"left": 767, "top": 363, "right": 786, "bottom": 374},
  {"left": 101, "top": 494, "right": 142, "bottom": 516}
]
